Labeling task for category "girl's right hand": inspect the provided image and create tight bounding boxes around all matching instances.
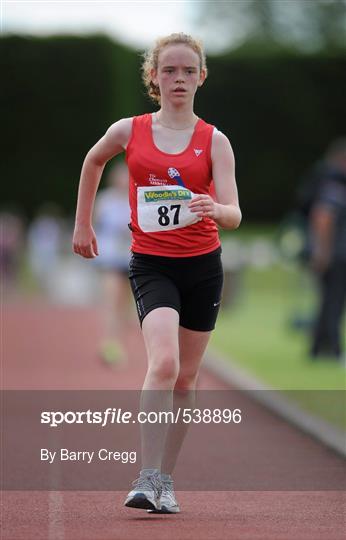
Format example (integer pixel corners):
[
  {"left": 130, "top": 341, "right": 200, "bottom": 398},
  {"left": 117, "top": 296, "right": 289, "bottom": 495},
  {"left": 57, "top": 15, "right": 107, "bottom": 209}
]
[{"left": 72, "top": 224, "right": 99, "bottom": 259}]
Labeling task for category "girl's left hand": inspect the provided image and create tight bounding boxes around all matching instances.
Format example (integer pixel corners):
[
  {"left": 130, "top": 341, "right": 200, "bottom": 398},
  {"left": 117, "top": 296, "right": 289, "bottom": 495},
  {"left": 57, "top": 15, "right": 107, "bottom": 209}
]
[{"left": 189, "top": 194, "right": 219, "bottom": 219}]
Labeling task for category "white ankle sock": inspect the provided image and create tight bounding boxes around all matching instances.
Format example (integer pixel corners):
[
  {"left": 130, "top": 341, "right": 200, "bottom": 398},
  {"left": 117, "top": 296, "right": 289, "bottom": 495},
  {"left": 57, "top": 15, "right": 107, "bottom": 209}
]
[{"left": 140, "top": 468, "right": 159, "bottom": 477}]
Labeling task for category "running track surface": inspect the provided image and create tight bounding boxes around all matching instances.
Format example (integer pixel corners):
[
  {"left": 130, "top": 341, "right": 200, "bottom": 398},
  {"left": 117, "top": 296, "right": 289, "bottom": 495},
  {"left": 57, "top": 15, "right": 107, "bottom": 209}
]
[{"left": 2, "top": 302, "right": 346, "bottom": 540}]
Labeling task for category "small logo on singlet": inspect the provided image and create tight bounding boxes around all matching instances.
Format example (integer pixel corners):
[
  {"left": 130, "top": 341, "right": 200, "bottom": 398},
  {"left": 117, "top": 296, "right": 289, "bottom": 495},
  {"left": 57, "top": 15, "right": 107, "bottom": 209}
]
[
  {"left": 194, "top": 148, "right": 203, "bottom": 156},
  {"left": 148, "top": 173, "right": 167, "bottom": 186},
  {"left": 168, "top": 168, "right": 185, "bottom": 187}
]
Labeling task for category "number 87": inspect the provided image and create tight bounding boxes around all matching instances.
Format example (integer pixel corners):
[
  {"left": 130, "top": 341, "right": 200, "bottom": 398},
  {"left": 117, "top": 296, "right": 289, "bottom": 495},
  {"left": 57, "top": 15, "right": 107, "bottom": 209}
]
[{"left": 158, "top": 204, "right": 181, "bottom": 226}]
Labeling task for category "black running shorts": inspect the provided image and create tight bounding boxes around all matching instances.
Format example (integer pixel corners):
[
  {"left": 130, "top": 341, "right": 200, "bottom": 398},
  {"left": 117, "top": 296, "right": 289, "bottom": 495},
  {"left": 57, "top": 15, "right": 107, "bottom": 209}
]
[{"left": 128, "top": 247, "right": 224, "bottom": 332}]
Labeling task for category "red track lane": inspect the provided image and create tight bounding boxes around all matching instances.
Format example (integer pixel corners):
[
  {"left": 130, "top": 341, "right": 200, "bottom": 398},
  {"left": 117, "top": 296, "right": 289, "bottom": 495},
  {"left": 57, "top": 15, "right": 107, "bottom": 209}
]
[{"left": 2, "top": 303, "right": 346, "bottom": 540}]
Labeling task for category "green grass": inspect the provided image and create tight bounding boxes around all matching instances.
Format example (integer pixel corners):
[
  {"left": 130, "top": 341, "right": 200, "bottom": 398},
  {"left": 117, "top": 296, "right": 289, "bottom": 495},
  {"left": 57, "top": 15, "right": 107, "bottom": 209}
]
[{"left": 211, "top": 262, "right": 346, "bottom": 429}]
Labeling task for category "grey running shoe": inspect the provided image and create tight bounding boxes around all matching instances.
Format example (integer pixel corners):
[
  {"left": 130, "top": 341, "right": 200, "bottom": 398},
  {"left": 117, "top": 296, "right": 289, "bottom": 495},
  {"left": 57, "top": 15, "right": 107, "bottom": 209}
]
[
  {"left": 148, "top": 475, "right": 180, "bottom": 514},
  {"left": 124, "top": 470, "right": 162, "bottom": 510}
]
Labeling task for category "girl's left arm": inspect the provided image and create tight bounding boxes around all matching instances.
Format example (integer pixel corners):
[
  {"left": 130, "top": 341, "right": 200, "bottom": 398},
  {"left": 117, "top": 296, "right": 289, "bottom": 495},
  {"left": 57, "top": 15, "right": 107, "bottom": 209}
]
[{"left": 189, "top": 130, "right": 242, "bottom": 229}]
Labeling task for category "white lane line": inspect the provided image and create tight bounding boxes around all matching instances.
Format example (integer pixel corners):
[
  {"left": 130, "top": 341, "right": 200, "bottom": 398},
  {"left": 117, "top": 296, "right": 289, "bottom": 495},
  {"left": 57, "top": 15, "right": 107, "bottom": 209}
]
[
  {"left": 204, "top": 350, "right": 346, "bottom": 458},
  {"left": 48, "top": 490, "right": 64, "bottom": 540},
  {"left": 48, "top": 430, "right": 64, "bottom": 540}
]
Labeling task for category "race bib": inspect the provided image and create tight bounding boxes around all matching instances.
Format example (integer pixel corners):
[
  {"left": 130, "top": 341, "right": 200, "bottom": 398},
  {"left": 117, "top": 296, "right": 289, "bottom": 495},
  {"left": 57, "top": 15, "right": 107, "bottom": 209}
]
[{"left": 137, "top": 185, "right": 201, "bottom": 233}]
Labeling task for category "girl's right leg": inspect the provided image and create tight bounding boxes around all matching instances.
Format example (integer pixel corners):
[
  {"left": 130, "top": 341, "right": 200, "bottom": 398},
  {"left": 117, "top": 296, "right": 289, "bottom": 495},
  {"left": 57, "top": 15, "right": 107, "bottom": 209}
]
[
  {"left": 141, "top": 306, "right": 180, "bottom": 469},
  {"left": 124, "top": 306, "right": 180, "bottom": 510}
]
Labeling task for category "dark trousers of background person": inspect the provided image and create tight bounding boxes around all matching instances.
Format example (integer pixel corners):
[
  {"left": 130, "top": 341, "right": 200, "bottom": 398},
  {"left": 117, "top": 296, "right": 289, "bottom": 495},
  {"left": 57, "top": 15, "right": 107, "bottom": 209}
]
[{"left": 311, "top": 260, "right": 346, "bottom": 358}]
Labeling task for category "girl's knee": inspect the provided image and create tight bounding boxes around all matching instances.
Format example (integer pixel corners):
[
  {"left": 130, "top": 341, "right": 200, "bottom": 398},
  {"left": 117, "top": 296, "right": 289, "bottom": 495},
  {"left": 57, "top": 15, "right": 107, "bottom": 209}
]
[
  {"left": 174, "top": 372, "right": 198, "bottom": 392},
  {"left": 148, "top": 353, "right": 179, "bottom": 384}
]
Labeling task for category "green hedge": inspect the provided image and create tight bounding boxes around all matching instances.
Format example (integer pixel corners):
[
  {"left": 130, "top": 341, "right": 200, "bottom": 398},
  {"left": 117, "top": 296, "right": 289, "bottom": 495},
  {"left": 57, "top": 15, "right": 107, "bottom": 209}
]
[
  {"left": 1, "top": 35, "right": 345, "bottom": 221},
  {"left": 197, "top": 53, "right": 346, "bottom": 220},
  {"left": 1, "top": 35, "right": 142, "bottom": 218}
]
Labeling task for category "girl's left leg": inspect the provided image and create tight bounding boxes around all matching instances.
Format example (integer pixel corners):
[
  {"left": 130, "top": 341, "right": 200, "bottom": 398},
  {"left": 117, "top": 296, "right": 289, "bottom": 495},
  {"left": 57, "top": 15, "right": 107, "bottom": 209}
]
[{"left": 161, "top": 326, "right": 211, "bottom": 474}]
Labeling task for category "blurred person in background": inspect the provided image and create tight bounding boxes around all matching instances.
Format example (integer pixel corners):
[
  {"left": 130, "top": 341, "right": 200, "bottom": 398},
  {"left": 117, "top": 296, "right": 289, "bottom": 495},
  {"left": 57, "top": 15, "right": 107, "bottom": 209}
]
[
  {"left": 93, "top": 161, "right": 132, "bottom": 365},
  {"left": 305, "top": 139, "right": 346, "bottom": 361},
  {"left": 0, "top": 210, "right": 24, "bottom": 298},
  {"left": 27, "top": 203, "right": 64, "bottom": 294}
]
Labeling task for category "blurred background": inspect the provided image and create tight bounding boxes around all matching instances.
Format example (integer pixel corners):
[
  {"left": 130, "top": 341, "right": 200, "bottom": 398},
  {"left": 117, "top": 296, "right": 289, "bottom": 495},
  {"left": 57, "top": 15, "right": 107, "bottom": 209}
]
[{"left": 1, "top": 1, "right": 346, "bottom": 419}]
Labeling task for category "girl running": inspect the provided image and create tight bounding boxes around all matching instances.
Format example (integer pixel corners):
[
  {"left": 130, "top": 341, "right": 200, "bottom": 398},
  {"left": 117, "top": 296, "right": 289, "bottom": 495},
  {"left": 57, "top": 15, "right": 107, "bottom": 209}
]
[{"left": 73, "top": 32, "right": 241, "bottom": 514}]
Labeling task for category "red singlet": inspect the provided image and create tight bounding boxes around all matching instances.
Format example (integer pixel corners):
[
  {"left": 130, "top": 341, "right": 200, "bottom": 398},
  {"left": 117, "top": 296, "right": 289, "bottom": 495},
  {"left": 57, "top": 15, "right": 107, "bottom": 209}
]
[{"left": 126, "top": 113, "right": 220, "bottom": 257}]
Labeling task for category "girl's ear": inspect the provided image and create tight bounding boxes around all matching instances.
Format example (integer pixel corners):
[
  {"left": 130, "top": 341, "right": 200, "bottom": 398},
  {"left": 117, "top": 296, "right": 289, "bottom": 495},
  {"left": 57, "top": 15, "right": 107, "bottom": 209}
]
[
  {"left": 151, "top": 68, "right": 158, "bottom": 87},
  {"left": 198, "top": 68, "right": 207, "bottom": 87}
]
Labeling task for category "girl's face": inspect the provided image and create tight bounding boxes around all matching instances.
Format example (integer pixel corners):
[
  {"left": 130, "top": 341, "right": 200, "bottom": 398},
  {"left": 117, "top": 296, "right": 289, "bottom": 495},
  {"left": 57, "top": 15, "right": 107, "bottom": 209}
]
[{"left": 151, "top": 44, "right": 206, "bottom": 105}]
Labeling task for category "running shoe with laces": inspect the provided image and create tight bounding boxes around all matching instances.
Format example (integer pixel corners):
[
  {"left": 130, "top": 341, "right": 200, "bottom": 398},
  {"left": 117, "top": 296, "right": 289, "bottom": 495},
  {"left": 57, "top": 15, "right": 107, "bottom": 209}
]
[
  {"left": 147, "top": 474, "right": 180, "bottom": 514},
  {"left": 124, "top": 469, "right": 162, "bottom": 510}
]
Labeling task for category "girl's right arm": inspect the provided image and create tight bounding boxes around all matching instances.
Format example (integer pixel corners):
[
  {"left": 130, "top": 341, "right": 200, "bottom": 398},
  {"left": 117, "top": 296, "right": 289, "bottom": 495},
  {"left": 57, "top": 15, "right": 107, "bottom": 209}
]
[{"left": 73, "top": 118, "right": 132, "bottom": 258}]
